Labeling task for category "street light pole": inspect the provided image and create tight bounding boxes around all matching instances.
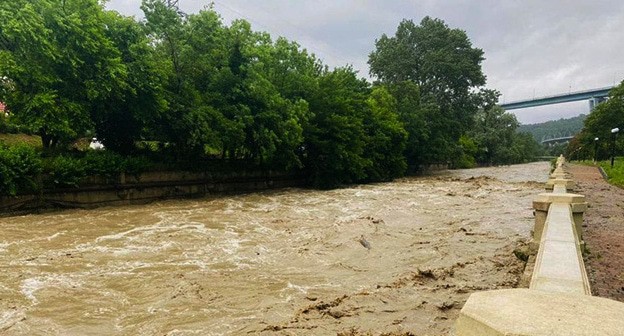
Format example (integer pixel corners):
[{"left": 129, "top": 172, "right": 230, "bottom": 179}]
[
  {"left": 594, "top": 137, "right": 599, "bottom": 163},
  {"left": 611, "top": 128, "right": 619, "bottom": 168}
]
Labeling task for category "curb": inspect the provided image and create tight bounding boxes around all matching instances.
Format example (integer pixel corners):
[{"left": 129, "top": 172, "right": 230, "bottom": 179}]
[{"left": 598, "top": 166, "right": 608, "bottom": 180}]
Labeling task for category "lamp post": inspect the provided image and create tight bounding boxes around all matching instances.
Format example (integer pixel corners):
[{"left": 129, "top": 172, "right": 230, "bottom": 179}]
[
  {"left": 594, "top": 137, "right": 599, "bottom": 163},
  {"left": 611, "top": 128, "right": 619, "bottom": 168}
]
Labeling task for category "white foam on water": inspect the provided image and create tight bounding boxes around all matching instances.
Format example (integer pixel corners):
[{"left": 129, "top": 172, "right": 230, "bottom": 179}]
[
  {"left": 86, "top": 245, "right": 160, "bottom": 257},
  {"left": 0, "top": 310, "right": 25, "bottom": 329},
  {"left": 20, "top": 275, "right": 82, "bottom": 304},
  {"left": 285, "top": 282, "right": 308, "bottom": 294},
  {"left": 253, "top": 202, "right": 279, "bottom": 213},
  {"left": 165, "top": 329, "right": 205, "bottom": 335},
  {"left": 219, "top": 233, "right": 244, "bottom": 255},
  {"left": 74, "top": 220, "right": 216, "bottom": 258},
  {"left": 45, "top": 232, "right": 64, "bottom": 241},
  {"left": 146, "top": 306, "right": 170, "bottom": 314},
  {"left": 222, "top": 200, "right": 244, "bottom": 214},
  {"left": 21, "top": 278, "right": 44, "bottom": 303},
  {"left": 252, "top": 224, "right": 274, "bottom": 235}
]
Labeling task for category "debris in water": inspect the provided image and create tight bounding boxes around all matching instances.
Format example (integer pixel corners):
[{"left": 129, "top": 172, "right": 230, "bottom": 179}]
[{"left": 358, "top": 235, "right": 371, "bottom": 250}]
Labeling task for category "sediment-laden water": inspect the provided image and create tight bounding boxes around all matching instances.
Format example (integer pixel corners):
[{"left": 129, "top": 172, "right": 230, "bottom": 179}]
[{"left": 0, "top": 162, "right": 549, "bottom": 335}]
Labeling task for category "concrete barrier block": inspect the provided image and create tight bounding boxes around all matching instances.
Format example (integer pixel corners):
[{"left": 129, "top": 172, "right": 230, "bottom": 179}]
[
  {"left": 570, "top": 202, "right": 587, "bottom": 213},
  {"left": 534, "top": 193, "right": 585, "bottom": 205},
  {"left": 532, "top": 201, "right": 550, "bottom": 212},
  {"left": 532, "top": 209, "right": 548, "bottom": 241},
  {"left": 545, "top": 178, "right": 575, "bottom": 190},
  {"left": 530, "top": 202, "right": 590, "bottom": 295},
  {"left": 455, "top": 289, "right": 624, "bottom": 336},
  {"left": 530, "top": 240, "right": 589, "bottom": 295}
]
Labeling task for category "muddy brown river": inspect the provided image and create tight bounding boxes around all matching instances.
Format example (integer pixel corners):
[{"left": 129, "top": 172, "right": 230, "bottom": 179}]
[{"left": 0, "top": 162, "right": 550, "bottom": 335}]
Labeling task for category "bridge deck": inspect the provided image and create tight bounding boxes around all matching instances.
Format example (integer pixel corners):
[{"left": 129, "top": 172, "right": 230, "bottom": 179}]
[{"left": 501, "top": 86, "right": 613, "bottom": 110}]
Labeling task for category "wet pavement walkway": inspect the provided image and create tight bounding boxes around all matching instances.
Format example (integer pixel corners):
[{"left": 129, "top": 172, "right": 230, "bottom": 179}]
[{"left": 569, "top": 164, "right": 624, "bottom": 301}]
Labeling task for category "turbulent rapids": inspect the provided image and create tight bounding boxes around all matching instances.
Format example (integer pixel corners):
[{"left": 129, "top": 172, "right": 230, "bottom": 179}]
[{"left": 0, "top": 162, "right": 549, "bottom": 335}]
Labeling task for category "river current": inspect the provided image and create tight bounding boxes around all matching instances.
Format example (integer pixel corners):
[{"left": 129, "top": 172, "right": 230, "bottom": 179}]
[{"left": 0, "top": 162, "right": 549, "bottom": 335}]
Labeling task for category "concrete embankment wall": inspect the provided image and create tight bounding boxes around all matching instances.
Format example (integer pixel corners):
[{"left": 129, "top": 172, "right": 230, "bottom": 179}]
[
  {"left": 0, "top": 170, "right": 305, "bottom": 213},
  {"left": 455, "top": 156, "right": 624, "bottom": 335}
]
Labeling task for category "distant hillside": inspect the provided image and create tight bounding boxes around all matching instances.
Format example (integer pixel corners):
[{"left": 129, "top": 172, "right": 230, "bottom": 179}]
[{"left": 518, "top": 114, "right": 587, "bottom": 142}]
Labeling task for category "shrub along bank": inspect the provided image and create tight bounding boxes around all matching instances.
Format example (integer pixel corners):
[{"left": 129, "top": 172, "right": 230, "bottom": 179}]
[{"left": 0, "top": 145, "right": 155, "bottom": 195}]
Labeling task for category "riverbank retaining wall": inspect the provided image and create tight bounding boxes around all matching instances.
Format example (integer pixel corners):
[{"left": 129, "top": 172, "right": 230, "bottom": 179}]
[
  {"left": 0, "top": 170, "right": 305, "bottom": 214},
  {"left": 455, "top": 155, "right": 624, "bottom": 335}
]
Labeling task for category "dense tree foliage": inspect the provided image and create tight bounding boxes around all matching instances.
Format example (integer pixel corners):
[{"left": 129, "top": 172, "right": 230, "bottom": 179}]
[
  {"left": 0, "top": 0, "right": 126, "bottom": 148},
  {"left": 518, "top": 114, "right": 586, "bottom": 143},
  {"left": 0, "top": 1, "right": 540, "bottom": 193},
  {"left": 369, "top": 17, "right": 538, "bottom": 168},
  {"left": 568, "top": 82, "right": 624, "bottom": 160}
]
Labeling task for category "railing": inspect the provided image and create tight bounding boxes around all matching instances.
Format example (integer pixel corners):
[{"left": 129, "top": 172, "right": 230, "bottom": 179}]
[{"left": 454, "top": 155, "right": 624, "bottom": 335}]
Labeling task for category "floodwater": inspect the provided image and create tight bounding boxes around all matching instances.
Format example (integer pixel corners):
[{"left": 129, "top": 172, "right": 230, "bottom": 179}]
[{"left": 0, "top": 162, "right": 550, "bottom": 335}]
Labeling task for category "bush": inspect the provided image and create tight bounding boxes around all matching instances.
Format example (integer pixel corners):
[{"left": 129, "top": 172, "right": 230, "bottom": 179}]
[
  {"left": 0, "top": 141, "right": 158, "bottom": 194},
  {"left": 0, "top": 115, "right": 34, "bottom": 135},
  {"left": 0, "top": 143, "right": 42, "bottom": 195},
  {"left": 44, "top": 155, "right": 87, "bottom": 188},
  {"left": 83, "top": 151, "right": 153, "bottom": 177},
  {"left": 123, "top": 156, "right": 152, "bottom": 176},
  {"left": 83, "top": 151, "right": 126, "bottom": 178}
]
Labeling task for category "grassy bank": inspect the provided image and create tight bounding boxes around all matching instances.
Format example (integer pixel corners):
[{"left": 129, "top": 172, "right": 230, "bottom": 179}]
[
  {"left": 598, "top": 158, "right": 624, "bottom": 187},
  {"left": 0, "top": 133, "right": 42, "bottom": 148}
]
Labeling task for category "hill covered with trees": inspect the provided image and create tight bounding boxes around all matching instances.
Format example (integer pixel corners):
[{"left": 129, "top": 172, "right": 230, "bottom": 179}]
[
  {"left": 518, "top": 114, "right": 587, "bottom": 142},
  {"left": 0, "top": 0, "right": 541, "bottom": 195}
]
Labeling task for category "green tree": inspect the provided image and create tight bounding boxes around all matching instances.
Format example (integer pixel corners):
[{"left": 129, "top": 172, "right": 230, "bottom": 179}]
[
  {"left": 451, "top": 134, "right": 478, "bottom": 168},
  {"left": 363, "top": 86, "right": 407, "bottom": 180},
  {"left": 92, "top": 11, "right": 166, "bottom": 153},
  {"left": 304, "top": 67, "right": 370, "bottom": 188},
  {"left": 142, "top": 0, "right": 201, "bottom": 154},
  {"left": 510, "top": 132, "right": 543, "bottom": 163},
  {"left": 368, "top": 17, "right": 486, "bottom": 166},
  {"left": 386, "top": 81, "right": 427, "bottom": 170},
  {"left": 471, "top": 105, "right": 519, "bottom": 165},
  {"left": 581, "top": 82, "right": 624, "bottom": 147},
  {"left": 0, "top": 0, "right": 126, "bottom": 148}
]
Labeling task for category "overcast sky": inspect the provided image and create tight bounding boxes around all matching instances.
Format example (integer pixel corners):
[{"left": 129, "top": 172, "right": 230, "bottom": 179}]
[{"left": 105, "top": 0, "right": 624, "bottom": 124}]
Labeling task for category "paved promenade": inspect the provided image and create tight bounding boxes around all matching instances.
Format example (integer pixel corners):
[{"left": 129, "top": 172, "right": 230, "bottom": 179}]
[{"left": 569, "top": 164, "right": 624, "bottom": 301}]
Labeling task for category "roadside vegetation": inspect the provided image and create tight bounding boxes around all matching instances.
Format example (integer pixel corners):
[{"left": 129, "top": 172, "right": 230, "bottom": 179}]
[
  {"left": 574, "top": 158, "right": 624, "bottom": 188},
  {"left": 565, "top": 81, "right": 624, "bottom": 187},
  {"left": 0, "top": 0, "right": 540, "bottom": 196},
  {"left": 567, "top": 82, "right": 624, "bottom": 161},
  {"left": 597, "top": 159, "right": 624, "bottom": 188}
]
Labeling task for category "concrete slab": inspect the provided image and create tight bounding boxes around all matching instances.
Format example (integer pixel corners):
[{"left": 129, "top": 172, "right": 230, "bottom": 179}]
[
  {"left": 534, "top": 192, "right": 585, "bottom": 204},
  {"left": 455, "top": 289, "right": 624, "bottom": 336},
  {"left": 531, "top": 202, "right": 589, "bottom": 295},
  {"left": 542, "top": 204, "right": 576, "bottom": 242},
  {"left": 545, "top": 178, "right": 575, "bottom": 191}
]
